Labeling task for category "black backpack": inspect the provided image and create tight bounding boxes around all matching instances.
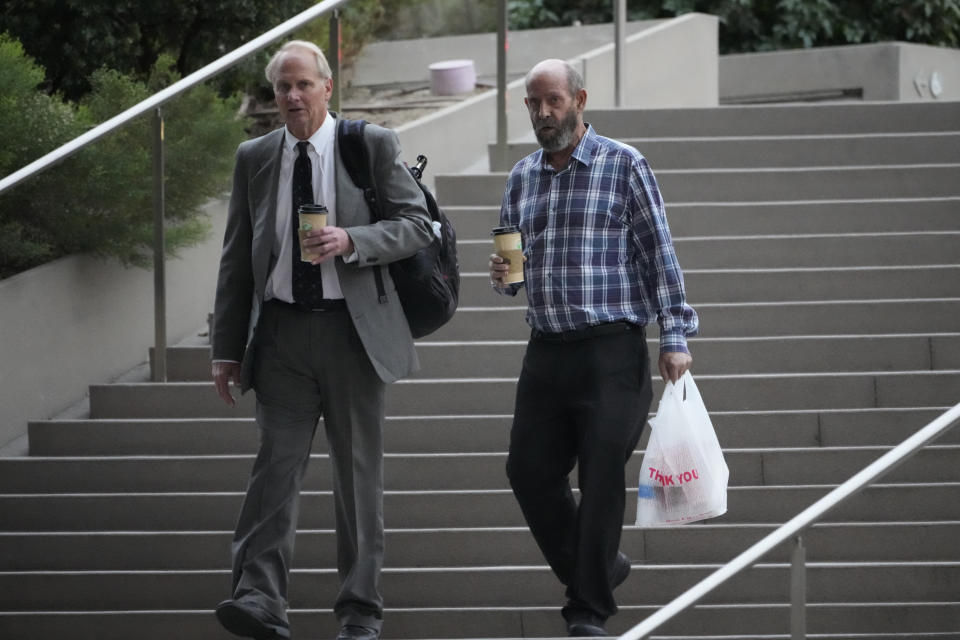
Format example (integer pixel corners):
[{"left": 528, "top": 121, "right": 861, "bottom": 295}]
[{"left": 337, "top": 117, "right": 460, "bottom": 338}]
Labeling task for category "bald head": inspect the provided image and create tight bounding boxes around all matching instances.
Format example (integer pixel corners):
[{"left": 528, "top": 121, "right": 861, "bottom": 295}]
[{"left": 525, "top": 59, "right": 584, "bottom": 99}]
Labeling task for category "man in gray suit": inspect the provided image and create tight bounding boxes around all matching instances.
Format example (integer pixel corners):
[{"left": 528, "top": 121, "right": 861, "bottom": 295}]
[{"left": 210, "top": 40, "right": 433, "bottom": 640}]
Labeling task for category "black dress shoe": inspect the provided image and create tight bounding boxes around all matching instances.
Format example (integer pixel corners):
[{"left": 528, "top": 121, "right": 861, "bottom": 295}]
[
  {"left": 612, "top": 551, "right": 631, "bottom": 588},
  {"left": 336, "top": 624, "right": 380, "bottom": 640},
  {"left": 215, "top": 599, "right": 291, "bottom": 639},
  {"left": 564, "top": 552, "right": 630, "bottom": 638},
  {"left": 567, "top": 621, "right": 609, "bottom": 637}
]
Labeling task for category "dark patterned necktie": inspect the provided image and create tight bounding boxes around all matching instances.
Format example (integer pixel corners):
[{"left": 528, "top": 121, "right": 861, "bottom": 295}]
[{"left": 291, "top": 141, "right": 324, "bottom": 307}]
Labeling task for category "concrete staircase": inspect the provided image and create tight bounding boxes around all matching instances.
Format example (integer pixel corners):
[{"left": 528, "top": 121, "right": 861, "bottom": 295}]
[{"left": 3, "top": 100, "right": 960, "bottom": 640}]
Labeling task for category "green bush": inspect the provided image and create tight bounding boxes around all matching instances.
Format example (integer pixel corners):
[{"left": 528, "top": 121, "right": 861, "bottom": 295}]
[
  {"left": 0, "top": 35, "right": 248, "bottom": 278},
  {"left": 0, "top": 35, "right": 85, "bottom": 275}
]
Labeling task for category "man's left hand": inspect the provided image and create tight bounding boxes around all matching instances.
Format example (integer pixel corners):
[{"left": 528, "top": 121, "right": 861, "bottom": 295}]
[
  {"left": 658, "top": 351, "right": 692, "bottom": 384},
  {"left": 305, "top": 227, "right": 354, "bottom": 264}
]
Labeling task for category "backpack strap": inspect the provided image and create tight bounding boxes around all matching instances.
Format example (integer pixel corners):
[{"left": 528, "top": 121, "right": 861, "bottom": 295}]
[
  {"left": 337, "top": 118, "right": 381, "bottom": 217},
  {"left": 336, "top": 117, "right": 388, "bottom": 304}
]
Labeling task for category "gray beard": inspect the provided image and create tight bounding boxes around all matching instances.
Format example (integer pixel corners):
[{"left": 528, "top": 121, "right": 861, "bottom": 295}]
[
  {"left": 534, "top": 110, "right": 578, "bottom": 153},
  {"left": 536, "top": 125, "right": 575, "bottom": 153}
]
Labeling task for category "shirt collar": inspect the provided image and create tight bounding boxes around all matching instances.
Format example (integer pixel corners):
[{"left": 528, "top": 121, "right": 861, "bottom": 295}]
[
  {"left": 284, "top": 112, "right": 336, "bottom": 156},
  {"left": 570, "top": 123, "right": 598, "bottom": 167}
]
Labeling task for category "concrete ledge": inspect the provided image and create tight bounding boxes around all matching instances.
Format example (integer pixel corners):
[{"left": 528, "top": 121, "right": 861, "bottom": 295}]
[
  {"left": 721, "top": 42, "right": 960, "bottom": 103},
  {"left": 354, "top": 21, "right": 663, "bottom": 87}
]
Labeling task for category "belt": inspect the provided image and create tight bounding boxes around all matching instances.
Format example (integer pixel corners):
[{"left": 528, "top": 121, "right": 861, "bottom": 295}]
[
  {"left": 267, "top": 298, "right": 347, "bottom": 312},
  {"left": 530, "top": 321, "right": 640, "bottom": 343}
]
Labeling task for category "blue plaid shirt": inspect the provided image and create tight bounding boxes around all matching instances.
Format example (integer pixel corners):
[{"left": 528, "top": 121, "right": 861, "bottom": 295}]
[{"left": 495, "top": 125, "right": 698, "bottom": 354}]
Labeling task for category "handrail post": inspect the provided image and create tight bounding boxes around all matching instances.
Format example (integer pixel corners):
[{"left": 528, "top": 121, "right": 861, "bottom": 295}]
[
  {"left": 495, "top": 0, "right": 508, "bottom": 171},
  {"left": 614, "top": 0, "right": 626, "bottom": 107},
  {"left": 329, "top": 9, "right": 341, "bottom": 113},
  {"left": 790, "top": 534, "right": 807, "bottom": 640},
  {"left": 151, "top": 107, "right": 167, "bottom": 382}
]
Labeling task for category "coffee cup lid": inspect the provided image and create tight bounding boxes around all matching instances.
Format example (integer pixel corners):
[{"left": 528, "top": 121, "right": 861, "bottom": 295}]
[
  {"left": 299, "top": 204, "right": 327, "bottom": 214},
  {"left": 491, "top": 225, "right": 520, "bottom": 236}
]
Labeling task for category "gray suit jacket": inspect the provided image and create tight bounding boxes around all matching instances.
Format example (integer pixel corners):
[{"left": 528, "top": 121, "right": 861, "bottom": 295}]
[{"left": 211, "top": 116, "right": 434, "bottom": 388}]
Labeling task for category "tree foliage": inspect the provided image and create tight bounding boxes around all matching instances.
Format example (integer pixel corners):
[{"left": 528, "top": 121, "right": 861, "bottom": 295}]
[
  {"left": 0, "top": 35, "right": 247, "bottom": 277},
  {"left": 0, "top": 0, "right": 316, "bottom": 100},
  {"left": 507, "top": 0, "right": 960, "bottom": 51}
]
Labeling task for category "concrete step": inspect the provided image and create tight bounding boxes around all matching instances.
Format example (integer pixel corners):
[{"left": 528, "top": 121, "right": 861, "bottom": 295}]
[
  {"left": 420, "top": 334, "right": 960, "bottom": 377},
  {"left": 3, "top": 445, "right": 958, "bottom": 493},
  {"left": 458, "top": 231, "right": 960, "bottom": 270},
  {"left": 1, "top": 602, "right": 959, "bottom": 639},
  {"left": 491, "top": 132, "right": 960, "bottom": 169},
  {"left": 435, "top": 165, "right": 960, "bottom": 206},
  {"left": 583, "top": 102, "right": 960, "bottom": 137},
  {"left": 2, "top": 562, "right": 958, "bottom": 610},
  {"left": 2, "top": 483, "right": 958, "bottom": 531},
  {"left": 157, "top": 334, "right": 960, "bottom": 381},
  {"left": 444, "top": 198, "right": 960, "bottom": 241},
  {"left": 4, "top": 522, "right": 958, "bottom": 571},
  {"left": 459, "top": 265, "right": 960, "bottom": 306},
  {"left": 85, "top": 371, "right": 960, "bottom": 418},
  {"left": 664, "top": 197, "right": 960, "bottom": 236},
  {"left": 27, "top": 408, "right": 959, "bottom": 456},
  {"left": 431, "top": 299, "right": 960, "bottom": 341}
]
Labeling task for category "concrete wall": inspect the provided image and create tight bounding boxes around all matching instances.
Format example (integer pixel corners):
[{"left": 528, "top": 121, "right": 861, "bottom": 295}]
[
  {"left": 578, "top": 13, "right": 718, "bottom": 109},
  {"left": 721, "top": 42, "right": 960, "bottom": 103},
  {"left": 0, "top": 199, "right": 227, "bottom": 449},
  {"left": 353, "top": 21, "right": 663, "bottom": 87},
  {"left": 395, "top": 13, "right": 719, "bottom": 180}
]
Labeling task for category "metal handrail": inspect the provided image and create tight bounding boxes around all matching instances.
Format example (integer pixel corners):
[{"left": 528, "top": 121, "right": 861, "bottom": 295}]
[
  {"left": 0, "top": 0, "right": 350, "bottom": 196},
  {"left": 621, "top": 400, "right": 960, "bottom": 640}
]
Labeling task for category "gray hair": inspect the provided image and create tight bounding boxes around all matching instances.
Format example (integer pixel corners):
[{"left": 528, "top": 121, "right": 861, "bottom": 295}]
[
  {"left": 564, "top": 63, "right": 584, "bottom": 97},
  {"left": 265, "top": 40, "right": 332, "bottom": 86}
]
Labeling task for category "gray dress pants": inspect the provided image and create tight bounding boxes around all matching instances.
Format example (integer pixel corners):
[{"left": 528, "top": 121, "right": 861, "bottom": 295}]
[{"left": 230, "top": 300, "right": 386, "bottom": 632}]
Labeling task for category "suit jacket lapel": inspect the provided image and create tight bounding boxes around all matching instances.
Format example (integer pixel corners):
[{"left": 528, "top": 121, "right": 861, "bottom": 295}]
[{"left": 250, "top": 131, "right": 284, "bottom": 293}]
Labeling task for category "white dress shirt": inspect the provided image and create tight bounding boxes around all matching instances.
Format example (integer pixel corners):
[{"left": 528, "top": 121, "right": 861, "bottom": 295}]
[{"left": 266, "top": 114, "right": 346, "bottom": 303}]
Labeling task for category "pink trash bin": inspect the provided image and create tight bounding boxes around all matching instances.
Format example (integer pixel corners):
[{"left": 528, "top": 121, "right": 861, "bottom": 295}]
[{"left": 429, "top": 59, "right": 476, "bottom": 96}]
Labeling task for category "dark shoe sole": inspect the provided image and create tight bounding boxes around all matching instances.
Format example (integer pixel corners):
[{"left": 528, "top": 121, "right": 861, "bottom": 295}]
[
  {"left": 336, "top": 625, "right": 381, "bottom": 640},
  {"left": 568, "top": 622, "right": 610, "bottom": 637},
  {"left": 612, "top": 551, "right": 631, "bottom": 588},
  {"left": 216, "top": 600, "right": 291, "bottom": 640}
]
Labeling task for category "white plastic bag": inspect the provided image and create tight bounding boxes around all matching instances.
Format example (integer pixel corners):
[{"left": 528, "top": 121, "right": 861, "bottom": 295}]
[{"left": 635, "top": 371, "right": 729, "bottom": 527}]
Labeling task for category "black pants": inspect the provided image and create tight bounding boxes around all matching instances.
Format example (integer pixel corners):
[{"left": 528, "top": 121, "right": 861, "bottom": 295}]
[{"left": 506, "top": 324, "right": 653, "bottom": 625}]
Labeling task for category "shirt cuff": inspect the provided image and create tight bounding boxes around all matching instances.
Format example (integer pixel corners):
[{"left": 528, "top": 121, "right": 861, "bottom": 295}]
[
  {"left": 343, "top": 250, "right": 359, "bottom": 264},
  {"left": 490, "top": 281, "right": 520, "bottom": 296},
  {"left": 212, "top": 359, "right": 240, "bottom": 364},
  {"left": 659, "top": 330, "right": 690, "bottom": 355}
]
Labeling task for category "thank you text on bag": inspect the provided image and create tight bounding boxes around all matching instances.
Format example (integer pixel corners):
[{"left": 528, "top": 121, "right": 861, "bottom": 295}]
[{"left": 636, "top": 371, "right": 729, "bottom": 527}]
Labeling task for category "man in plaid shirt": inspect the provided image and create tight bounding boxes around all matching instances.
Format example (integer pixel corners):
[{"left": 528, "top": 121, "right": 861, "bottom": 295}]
[{"left": 490, "top": 59, "right": 698, "bottom": 637}]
